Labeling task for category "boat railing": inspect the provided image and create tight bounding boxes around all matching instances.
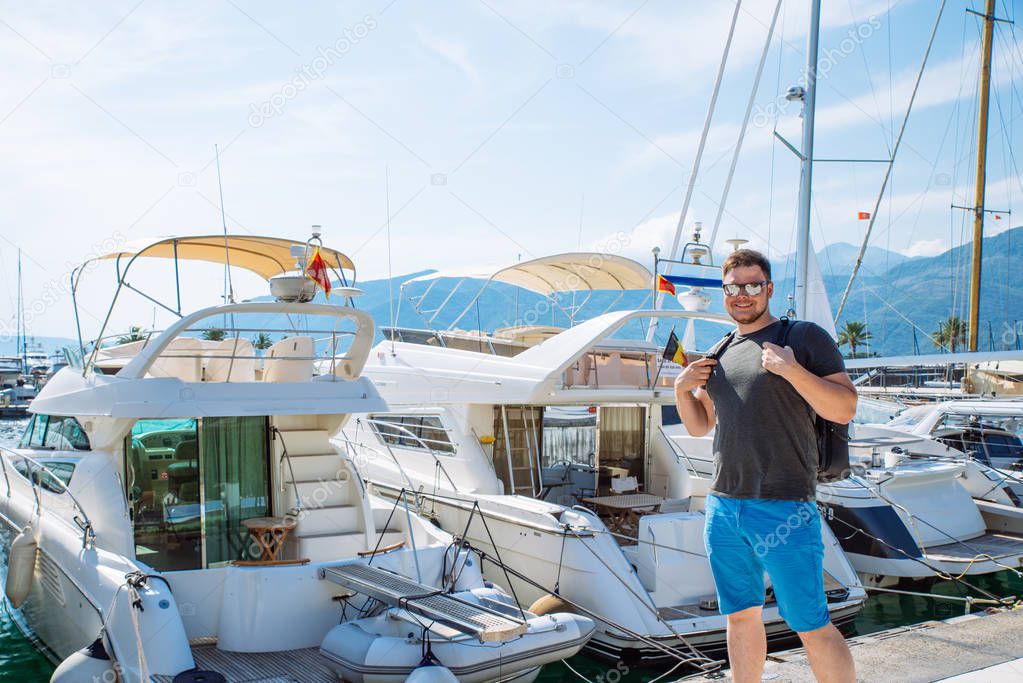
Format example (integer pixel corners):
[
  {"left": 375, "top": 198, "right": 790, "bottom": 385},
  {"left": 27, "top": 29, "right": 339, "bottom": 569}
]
[
  {"left": 561, "top": 349, "right": 679, "bottom": 391},
  {"left": 658, "top": 425, "right": 706, "bottom": 477},
  {"left": 0, "top": 445, "right": 96, "bottom": 549},
  {"left": 355, "top": 417, "right": 461, "bottom": 494},
  {"left": 271, "top": 427, "right": 306, "bottom": 513},
  {"left": 83, "top": 302, "right": 375, "bottom": 383}
]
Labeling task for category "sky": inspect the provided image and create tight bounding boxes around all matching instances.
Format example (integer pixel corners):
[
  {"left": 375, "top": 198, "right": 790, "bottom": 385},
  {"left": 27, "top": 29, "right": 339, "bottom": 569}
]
[{"left": 1, "top": 0, "right": 1022, "bottom": 343}]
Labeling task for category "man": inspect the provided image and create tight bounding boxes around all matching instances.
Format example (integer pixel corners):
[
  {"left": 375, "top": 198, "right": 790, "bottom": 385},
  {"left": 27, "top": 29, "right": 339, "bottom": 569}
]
[{"left": 673, "top": 249, "right": 856, "bottom": 683}]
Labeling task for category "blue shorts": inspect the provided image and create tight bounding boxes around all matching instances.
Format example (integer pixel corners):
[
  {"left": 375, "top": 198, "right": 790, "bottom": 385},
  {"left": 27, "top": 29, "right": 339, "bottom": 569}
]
[{"left": 704, "top": 494, "right": 829, "bottom": 633}]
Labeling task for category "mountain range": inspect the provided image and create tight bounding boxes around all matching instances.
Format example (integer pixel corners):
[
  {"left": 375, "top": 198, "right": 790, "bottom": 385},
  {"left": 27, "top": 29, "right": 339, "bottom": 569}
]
[{"left": 4, "top": 227, "right": 1021, "bottom": 360}]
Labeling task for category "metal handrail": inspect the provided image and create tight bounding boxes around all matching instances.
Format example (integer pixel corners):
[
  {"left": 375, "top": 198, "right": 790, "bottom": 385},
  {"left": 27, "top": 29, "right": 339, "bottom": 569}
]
[
  {"left": 334, "top": 433, "right": 420, "bottom": 495},
  {"left": 271, "top": 427, "right": 304, "bottom": 513},
  {"left": 0, "top": 452, "right": 11, "bottom": 497},
  {"left": 0, "top": 446, "right": 96, "bottom": 549},
  {"left": 658, "top": 425, "right": 705, "bottom": 476},
  {"left": 359, "top": 417, "right": 461, "bottom": 493}
]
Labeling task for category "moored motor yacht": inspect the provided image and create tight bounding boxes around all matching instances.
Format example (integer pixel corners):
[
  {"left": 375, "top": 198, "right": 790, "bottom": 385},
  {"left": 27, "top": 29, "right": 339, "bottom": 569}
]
[
  {"left": 0, "top": 235, "right": 593, "bottom": 683},
  {"left": 667, "top": 414, "right": 1023, "bottom": 587},
  {"left": 340, "top": 253, "right": 867, "bottom": 665}
]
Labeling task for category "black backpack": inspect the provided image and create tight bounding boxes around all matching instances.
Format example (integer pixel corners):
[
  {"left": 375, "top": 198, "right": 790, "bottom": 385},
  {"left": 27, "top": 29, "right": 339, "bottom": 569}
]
[{"left": 776, "top": 318, "right": 851, "bottom": 483}]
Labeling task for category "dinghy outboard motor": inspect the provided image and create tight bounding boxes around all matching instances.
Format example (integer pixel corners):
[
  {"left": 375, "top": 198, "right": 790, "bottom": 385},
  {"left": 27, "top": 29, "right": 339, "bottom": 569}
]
[{"left": 5, "top": 525, "right": 37, "bottom": 608}]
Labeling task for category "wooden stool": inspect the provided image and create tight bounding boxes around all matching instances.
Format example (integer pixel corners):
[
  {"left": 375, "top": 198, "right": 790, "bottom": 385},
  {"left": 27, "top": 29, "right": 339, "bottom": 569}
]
[{"left": 236, "top": 516, "right": 306, "bottom": 566}]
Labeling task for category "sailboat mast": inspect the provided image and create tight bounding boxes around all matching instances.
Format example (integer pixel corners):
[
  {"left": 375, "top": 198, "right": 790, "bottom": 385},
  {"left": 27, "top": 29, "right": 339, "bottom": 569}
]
[
  {"left": 17, "top": 249, "right": 25, "bottom": 370},
  {"left": 968, "top": 0, "right": 996, "bottom": 352},
  {"left": 794, "top": 0, "right": 822, "bottom": 320}
]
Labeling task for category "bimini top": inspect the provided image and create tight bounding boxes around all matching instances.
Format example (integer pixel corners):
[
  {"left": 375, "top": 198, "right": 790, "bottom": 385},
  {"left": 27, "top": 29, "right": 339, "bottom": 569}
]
[
  {"left": 404, "top": 252, "right": 653, "bottom": 295},
  {"left": 86, "top": 235, "right": 356, "bottom": 281}
]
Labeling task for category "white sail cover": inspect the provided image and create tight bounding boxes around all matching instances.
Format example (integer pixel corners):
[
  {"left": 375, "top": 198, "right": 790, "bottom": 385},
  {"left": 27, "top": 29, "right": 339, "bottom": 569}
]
[{"left": 805, "top": 240, "right": 837, "bottom": 340}]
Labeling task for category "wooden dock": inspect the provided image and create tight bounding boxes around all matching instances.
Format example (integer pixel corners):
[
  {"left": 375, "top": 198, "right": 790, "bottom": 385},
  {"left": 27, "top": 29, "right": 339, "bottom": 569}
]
[{"left": 688, "top": 608, "right": 1023, "bottom": 682}]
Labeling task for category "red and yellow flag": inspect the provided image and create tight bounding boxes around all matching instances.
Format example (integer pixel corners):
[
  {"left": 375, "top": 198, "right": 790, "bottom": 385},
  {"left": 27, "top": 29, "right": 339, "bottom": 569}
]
[
  {"left": 304, "top": 247, "right": 332, "bottom": 299},
  {"left": 656, "top": 274, "right": 676, "bottom": 296},
  {"left": 857, "top": 211, "right": 871, "bottom": 220}
]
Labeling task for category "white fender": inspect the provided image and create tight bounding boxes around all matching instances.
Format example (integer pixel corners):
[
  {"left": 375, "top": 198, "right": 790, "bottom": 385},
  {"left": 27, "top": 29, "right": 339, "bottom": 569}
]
[
  {"left": 50, "top": 638, "right": 117, "bottom": 683},
  {"left": 406, "top": 665, "right": 459, "bottom": 683},
  {"left": 5, "top": 525, "right": 37, "bottom": 608}
]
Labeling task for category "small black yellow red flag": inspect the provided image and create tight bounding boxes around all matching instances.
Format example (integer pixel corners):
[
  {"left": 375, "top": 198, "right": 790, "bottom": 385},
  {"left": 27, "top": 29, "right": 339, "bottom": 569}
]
[
  {"left": 657, "top": 274, "right": 676, "bottom": 296},
  {"left": 304, "top": 247, "right": 332, "bottom": 299},
  {"left": 662, "top": 328, "right": 688, "bottom": 366}
]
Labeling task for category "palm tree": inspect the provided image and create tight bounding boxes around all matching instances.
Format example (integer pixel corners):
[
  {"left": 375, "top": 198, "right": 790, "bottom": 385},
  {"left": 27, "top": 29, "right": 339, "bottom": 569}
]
[
  {"left": 932, "top": 316, "right": 967, "bottom": 353},
  {"left": 837, "top": 321, "right": 872, "bottom": 357},
  {"left": 252, "top": 332, "right": 273, "bottom": 350},
  {"left": 201, "top": 328, "right": 226, "bottom": 342},
  {"left": 116, "top": 326, "right": 147, "bottom": 345}
]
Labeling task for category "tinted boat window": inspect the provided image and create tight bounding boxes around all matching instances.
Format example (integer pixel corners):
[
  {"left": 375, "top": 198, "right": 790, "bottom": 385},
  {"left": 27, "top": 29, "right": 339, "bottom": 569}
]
[
  {"left": 42, "top": 416, "right": 91, "bottom": 451},
  {"left": 18, "top": 415, "right": 35, "bottom": 448}
]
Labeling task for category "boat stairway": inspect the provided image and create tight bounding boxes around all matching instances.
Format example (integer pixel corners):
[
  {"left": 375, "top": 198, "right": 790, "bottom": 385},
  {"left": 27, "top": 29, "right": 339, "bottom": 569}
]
[
  {"left": 275, "top": 428, "right": 402, "bottom": 562},
  {"left": 320, "top": 563, "right": 528, "bottom": 642}
]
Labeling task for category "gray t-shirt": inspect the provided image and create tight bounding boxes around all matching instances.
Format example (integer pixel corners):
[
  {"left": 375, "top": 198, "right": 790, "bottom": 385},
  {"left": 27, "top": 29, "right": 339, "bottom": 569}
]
[{"left": 704, "top": 319, "right": 846, "bottom": 501}]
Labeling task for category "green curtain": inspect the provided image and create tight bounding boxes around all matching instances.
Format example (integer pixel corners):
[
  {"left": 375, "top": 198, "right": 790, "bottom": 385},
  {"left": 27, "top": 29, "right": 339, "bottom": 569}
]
[{"left": 201, "top": 416, "right": 270, "bottom": 566}]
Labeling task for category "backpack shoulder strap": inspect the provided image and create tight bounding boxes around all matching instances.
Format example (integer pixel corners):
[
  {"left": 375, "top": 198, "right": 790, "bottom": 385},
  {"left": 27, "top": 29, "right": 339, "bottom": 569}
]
[
  {"left": 706, "top": 329, "right": 737, "bottom": 361},
  {"left": 776, "top": 316, "right": 795, "bottom": 347}
]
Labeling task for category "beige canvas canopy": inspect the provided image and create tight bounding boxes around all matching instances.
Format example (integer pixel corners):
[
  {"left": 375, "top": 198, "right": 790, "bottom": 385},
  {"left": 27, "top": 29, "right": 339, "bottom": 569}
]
[
  {"left": 87, "top": 235, "right": 356, "bottom": 281},
  {"left": 404, "top": 252, "right": 652, "bottom": 294}
]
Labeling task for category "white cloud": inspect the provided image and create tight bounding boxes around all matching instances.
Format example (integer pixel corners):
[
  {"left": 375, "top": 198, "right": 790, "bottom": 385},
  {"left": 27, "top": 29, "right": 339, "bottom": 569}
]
[
  {"left": 901, "top": 238, "right": 947, "bottom": 257},
  {"left": 415, "top": 27, "right": 479, "bottom": 83}
]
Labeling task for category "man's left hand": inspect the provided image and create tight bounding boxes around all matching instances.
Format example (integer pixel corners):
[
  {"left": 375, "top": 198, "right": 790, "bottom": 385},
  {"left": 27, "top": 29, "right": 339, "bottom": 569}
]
[{"left": 761, "top": 341, "right": 800, "bottom": 379}]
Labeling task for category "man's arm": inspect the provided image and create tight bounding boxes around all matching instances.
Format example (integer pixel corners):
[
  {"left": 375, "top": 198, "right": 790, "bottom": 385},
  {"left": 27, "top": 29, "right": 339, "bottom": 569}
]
[
  {"left": 673, "top": 358, "right": 718, "bottom": 437},
  {"left": 761, "top": 341, "right": 857, "bottom": 424}
]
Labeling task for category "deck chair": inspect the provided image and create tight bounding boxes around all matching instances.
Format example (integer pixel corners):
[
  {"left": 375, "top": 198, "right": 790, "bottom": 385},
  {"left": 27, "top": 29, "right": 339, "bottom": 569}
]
[
  {"left": 263, "top": 336, "right": 314, "bottom": 383},
  {"left": 204, "top": 338, "right": 256, "bottom": 382},
  {"left": 148, "top": 338, "right": 203, "bottom": 382}
]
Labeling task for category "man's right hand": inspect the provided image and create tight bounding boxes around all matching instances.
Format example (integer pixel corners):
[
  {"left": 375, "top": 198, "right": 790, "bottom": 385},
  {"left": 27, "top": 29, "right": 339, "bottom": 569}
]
[{"left": 674, "top": 357, "right": 718, "bottom": 393}]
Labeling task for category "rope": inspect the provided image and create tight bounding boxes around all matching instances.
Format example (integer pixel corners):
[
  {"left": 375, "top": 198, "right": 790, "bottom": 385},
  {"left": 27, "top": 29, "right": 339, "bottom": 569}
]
[
  {"left": 554, "top": 526, "right": 568, "bottom": 595},
  {"left": 848, "top": 474, "right": 1023, "bottom": 580},
  {"left": 563, "top": 527, "right": 715, "bottom": 665}
]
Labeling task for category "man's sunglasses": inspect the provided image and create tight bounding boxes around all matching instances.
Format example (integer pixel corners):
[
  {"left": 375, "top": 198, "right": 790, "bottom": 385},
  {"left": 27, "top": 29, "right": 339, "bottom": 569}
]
[{"left": 722, "top": 280, "right": 769, "bottom": 297}]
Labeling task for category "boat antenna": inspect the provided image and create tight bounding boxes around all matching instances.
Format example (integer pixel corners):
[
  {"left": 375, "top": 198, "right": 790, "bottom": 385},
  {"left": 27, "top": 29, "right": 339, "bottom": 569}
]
[
  {"left": 215, "top": 144, "right": 235, "bottom": 305},
  {"left": 385, "top": 166, "right": 395, "bottom": 353},
  {"left": 572, "top": 193, "right": 584, "bottom": 324}
]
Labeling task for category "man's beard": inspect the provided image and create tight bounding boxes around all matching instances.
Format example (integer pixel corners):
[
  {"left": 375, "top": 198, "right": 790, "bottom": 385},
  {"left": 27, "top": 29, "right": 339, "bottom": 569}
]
[{"left": 729, "top": 301, "right": 767, "bottom": 324}]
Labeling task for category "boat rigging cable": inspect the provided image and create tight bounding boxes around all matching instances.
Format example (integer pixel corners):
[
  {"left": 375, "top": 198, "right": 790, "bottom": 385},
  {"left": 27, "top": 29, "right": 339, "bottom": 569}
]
[
  {"left": 847, "top": 473, "right": 1023, "bottom": 579},
  {"left": 395, "top": 488, "right": 719, "bottom": 666},
  {"left": 834, "top": 0, "right": 948, "bottom": 322},
  {"left": 647, "top": 0, "right": 742, "bottom": 341},
  {"left": 706, "top": 0, "right": 782, "bottom": 252}
]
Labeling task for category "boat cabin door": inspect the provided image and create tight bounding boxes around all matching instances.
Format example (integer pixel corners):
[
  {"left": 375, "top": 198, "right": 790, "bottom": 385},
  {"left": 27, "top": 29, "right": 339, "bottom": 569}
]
[
  {"left": 595, "top": 406, "right": 646, "bottom": 495},
  {"left": 492, "top": 406, "right": 543, "bottom": 497}
]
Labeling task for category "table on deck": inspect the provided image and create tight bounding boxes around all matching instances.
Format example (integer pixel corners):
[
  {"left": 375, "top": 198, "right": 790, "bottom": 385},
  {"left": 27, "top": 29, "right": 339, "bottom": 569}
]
[{"left": 580, "top": 493, "right": 664, "bottom": 538}]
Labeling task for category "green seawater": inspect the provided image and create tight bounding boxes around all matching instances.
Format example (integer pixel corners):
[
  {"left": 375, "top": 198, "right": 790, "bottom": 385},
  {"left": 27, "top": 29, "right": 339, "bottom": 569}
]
[{"left": 1, "top": 417, "right": 1021, "bottom": 682}]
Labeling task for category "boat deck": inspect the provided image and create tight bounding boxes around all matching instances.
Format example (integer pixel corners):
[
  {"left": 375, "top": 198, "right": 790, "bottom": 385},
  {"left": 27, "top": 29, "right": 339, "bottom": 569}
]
[
  {"left": 152, "top": 644, "right": 334, "bottom": 683},
  {"left": 685, "top": 607, "right": 1023, "bottom": 682},
  {"left": 924, "top": 531, "right": 1023, "bottom": 563}
]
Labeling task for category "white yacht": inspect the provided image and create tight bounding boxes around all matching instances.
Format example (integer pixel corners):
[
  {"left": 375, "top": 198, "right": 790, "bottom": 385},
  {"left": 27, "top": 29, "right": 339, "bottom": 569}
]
[
  {"left": 340, "top": 254, "right": 866, "bottom": 665},
  {"left": 0, "top": 236, "right": 593, "bottom": 683},
  {"left": 668, "top": 412, "right": 1023, "bottom": 587}
]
